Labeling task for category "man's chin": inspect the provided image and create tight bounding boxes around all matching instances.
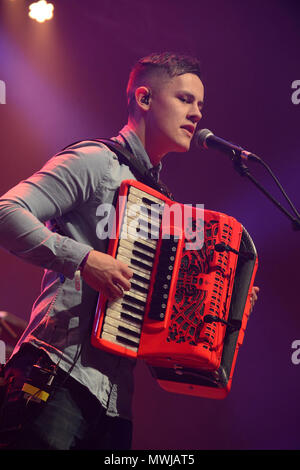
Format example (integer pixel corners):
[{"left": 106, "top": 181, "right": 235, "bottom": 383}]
[
  {"left": 174, "top": 141, "right": 191, "bottom": 153},
  {"left": 164, "top": 137, "right": 191, "bottom": 155}
]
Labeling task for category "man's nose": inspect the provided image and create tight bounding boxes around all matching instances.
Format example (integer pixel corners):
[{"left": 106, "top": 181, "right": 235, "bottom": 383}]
[{"left": 188, "top": 104, "right": 202, "bottom": 123}]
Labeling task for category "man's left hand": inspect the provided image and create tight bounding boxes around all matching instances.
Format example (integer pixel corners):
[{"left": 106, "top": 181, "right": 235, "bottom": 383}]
[{"left": 250, "top": 286, "right": 260, "bottom": 313}]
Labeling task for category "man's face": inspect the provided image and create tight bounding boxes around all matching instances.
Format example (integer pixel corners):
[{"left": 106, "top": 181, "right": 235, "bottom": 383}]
[{"left": 145, "top": 73, "right": 204, "bottom": 162}]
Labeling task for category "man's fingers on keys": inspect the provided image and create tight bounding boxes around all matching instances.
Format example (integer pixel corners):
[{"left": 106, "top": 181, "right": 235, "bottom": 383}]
[
  {"left": 114, "top": 283, "right": 125, "bottom": 297},
  {"left": 113, "top": 278, "right": 131, "bottom": 296},
  {"left": 119, "top": 263, "right": 133, "bottom": 279}
]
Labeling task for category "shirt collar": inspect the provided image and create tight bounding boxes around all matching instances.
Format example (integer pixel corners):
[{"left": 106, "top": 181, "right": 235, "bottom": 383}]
[{"left": 113, "top": 124, "right": 162, "bottom": 181}]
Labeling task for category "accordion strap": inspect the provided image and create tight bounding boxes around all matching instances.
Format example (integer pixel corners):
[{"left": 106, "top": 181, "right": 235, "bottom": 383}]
[
  {"left": 61, "top": 137, "right": 174, "bottom": 199},
  {"left": 95, "top": 138, "right": 174, "bottom": 200}
]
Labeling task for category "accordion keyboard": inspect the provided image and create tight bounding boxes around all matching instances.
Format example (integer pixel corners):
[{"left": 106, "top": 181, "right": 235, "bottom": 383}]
[{"left": 100, "top": 186, "right": 165, "bottom": 352}]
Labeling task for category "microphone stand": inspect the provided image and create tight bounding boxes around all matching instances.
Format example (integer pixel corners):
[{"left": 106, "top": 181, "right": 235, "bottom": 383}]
[{"left": 231, "top": 151, "right": 300, "bottom": 232}]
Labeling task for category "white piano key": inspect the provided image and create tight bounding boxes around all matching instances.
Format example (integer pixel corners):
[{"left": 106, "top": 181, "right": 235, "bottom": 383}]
[
  {"left": 102, "top": 323, "right": 140, "bottom": 345},
  {"left": 117, "top": 248, "right": 154, "bottom": 272},
  {"left": 123, "top": 213, "right": 160, "bottom": 240},
  {"left": 129, "top": 186, "right": 164, "bottom": 205},
  {"left": 123, "top": 290, "right": 147, "bottom": 304},
  {"left": 119, "top": 239, "right": 156, "bottom": 259},
  {"left": 108, "top": 297, "right": 145, "bottom": 313},
  {"left": 125, "top": 207, "right": 154, "bottom": 227},
  {"left": 120, "top": 225, "right": 157, "bottom": 247},
  {"left": 130, "top": 288, "right": 148, "bottom": 301},
  {"left": 117, "top": 254, "right": 152, "bottom": 277},
  {"left": 106, "top": 306, "right": 143, "bottom": 323},
  {"left": 130, "top": 277, "right": 149, "bottom": 290},
  {"left": 101, "top": 331, "right": 138, "bottom": 352},
  {"left": 118, "top": 246, "right": 153, "bottom": 268},
  {"left": 104, "top": 315, "right": 141, "bottom": 335}
]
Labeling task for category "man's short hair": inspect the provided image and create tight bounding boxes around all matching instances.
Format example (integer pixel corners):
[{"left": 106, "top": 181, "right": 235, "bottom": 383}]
[{"left": 126, "top": 52, "right": 202, "bottom": 116}]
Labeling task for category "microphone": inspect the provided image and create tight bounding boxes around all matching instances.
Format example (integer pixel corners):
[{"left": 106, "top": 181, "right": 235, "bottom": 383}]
[{"left": 195, "top": 128, "right": 261, "bottom": 162}]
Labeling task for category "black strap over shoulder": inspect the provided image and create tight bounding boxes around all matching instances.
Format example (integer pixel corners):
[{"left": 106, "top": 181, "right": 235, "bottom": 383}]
[
  {"left": 61, "top": 137, "right": 174, "bottom": 199},
  {"left": 95, "top": 138, "right": 174, "bottom": 200}
]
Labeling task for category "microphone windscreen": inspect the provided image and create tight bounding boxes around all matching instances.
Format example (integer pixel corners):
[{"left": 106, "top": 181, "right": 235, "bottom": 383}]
[{"left": 195, "top": 128, "right": 214, "bottom": 149}]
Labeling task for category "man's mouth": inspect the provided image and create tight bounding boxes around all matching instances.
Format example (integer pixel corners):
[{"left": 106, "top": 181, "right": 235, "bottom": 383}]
[{"left": 181, "top": 125, "right": 195, "bottom": 136}]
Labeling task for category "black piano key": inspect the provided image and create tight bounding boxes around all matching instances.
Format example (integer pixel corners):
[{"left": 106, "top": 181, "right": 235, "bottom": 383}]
[
  {"left": 132, "top": 272, "right": 150, "bottom": 284},
  {"left": 141, "top": 196, "right": 160, "bottom": 206},
  {"left": 130, "top": 281, "right": 149, "bottom": 294},
  {"left": 134, "top": 228, "right": 155, "bottom": 240},
  {"left": 138, "top": 216, "right": 160, "bottom": 229},
  {"left": 131, "top": 258, "right": 152, "bottom": 272},
  {"left": 134, "top": 240, "right": 156, "bottom": 255},
  {"left": 132, "top": 248, "right": 154, "bottom": 264},
  {"left": 118, "top": 325, "right": 140, "bottom": 339},
  {"left": 117, "top": 244, "right": 154, "bottom": 266},
  {"left": 116, "top": 335, "right": 139, "bottom": 348},
  {"left": 139, "top": 204, "right": 162, "bottom": 216},
  {"left": 134, "top": 217, "right": 160, "bottom": 235},
  {"left": 122, "top": 302, "right": 145, "bottom": 316},
  {"left": 124, "top": 293, "right": 146, "bottom": 307},
  {"left": 121, "top": 311, "right": 143, "bottom": 325}
]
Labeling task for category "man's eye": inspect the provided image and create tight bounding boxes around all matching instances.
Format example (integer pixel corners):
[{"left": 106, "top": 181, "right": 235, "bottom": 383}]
[{"left": 179, "top": 97, "right": 187, "bottom": 103}]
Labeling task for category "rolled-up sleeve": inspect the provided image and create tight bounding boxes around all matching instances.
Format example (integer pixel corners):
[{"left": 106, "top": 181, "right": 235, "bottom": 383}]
[{"left": 0, "top": 143, "right": 111, "bottom": 278}]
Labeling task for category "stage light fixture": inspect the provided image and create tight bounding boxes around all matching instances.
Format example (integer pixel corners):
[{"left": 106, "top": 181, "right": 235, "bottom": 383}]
[{"left": 28, "top": 0, "right": 54, "bottom": 23}]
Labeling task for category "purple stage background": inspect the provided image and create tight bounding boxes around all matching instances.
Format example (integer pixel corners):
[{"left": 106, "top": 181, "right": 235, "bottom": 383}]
[{"left": 1, "top": 0, "right": 300, "bottom": 450}]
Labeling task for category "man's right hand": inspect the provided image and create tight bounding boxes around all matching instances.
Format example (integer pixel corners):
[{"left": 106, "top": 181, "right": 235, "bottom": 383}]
[{"left": 81, "top": 250, "right": 133, "bottom": 300}]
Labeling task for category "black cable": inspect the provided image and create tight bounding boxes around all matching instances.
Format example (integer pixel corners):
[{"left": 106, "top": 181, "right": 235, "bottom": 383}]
[{"left": 256, "top": 158, "right": 300, "bottom": 220}]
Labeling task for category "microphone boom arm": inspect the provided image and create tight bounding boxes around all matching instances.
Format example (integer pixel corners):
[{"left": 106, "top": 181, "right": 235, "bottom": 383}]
[{"left": 196, "top": 129, "right": 300, "bottom": 231}]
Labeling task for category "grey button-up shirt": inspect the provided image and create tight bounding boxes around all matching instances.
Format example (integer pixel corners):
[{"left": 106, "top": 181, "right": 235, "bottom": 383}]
[{"left": 0, "top": 125, "right": 161, "bottom": 420}]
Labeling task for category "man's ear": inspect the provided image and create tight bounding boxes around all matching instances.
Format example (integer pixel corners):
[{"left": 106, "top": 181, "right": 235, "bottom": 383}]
[{"left": 135, "top": 86, "right": 151, "bottom": 110}]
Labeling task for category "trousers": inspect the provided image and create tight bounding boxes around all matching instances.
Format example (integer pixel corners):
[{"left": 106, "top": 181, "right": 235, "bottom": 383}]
[{"left": 0, "top": 344, "right": 132, "bottom": 450}]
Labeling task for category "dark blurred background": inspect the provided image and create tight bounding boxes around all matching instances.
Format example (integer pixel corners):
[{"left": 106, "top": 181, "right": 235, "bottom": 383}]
[{"left": 0, "top": 0, "right": 300, "bottom": 450}]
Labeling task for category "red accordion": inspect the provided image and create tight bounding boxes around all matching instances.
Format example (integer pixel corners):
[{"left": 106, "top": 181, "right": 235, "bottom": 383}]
[{"left": 91, "top": 180, "right": 258, "bottom": 399}]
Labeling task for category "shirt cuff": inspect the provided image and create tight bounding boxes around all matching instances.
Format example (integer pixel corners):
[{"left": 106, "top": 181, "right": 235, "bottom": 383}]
[{"left": 78, "top": 251, "right": 91, "bottom": 273}]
